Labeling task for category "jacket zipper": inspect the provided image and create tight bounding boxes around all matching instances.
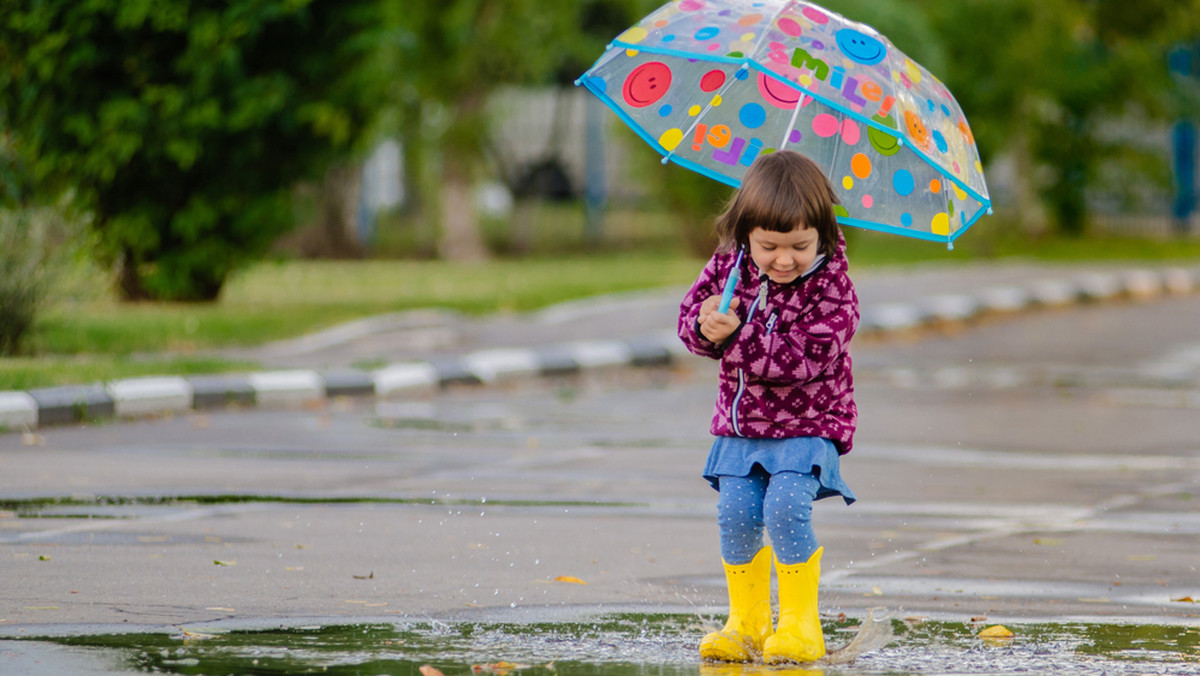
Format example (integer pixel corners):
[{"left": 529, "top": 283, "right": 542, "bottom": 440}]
[{"left": 730, "top": 279, "right": 774, "bottom": 437}]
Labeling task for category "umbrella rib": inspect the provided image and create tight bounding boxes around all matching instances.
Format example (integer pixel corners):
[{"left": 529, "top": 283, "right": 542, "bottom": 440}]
[
  {"left": 663, "top": 64, "right": 749, "bottom": 165},
  {"left": 779, "top": 91, "right": 807, "bottom": 150},
  {"left": 666, "top": 1, "right": 797, "bottom": 165}
]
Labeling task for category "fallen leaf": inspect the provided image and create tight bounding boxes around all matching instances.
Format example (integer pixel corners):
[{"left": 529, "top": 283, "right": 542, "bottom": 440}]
[
  {"left": 38, "top": 555, "right": 50, "bottom": 561},
  {"left": 180, "top": 628, "right": 220, "bottom": 640},
  {"left": 213, "top": 559, "right": 236, "bottom": 566},
  {"left": 420, "top": 666, "right": 446, "bottom": 676},
  {"left": 1172, "top": 596, "right": 1196, "bottom": 603},
  {"left": 206, "top": 607, "right": 235, "bottom": 612},
  {"left": 472, "top": 662, "right": 532, "bottom": 675},
  {"left": 869, "top": 586, "right": 884, "bottom": 596},
  {"left": 1127, "top": 554, "right": 1157, "bottom": 561},
  {"left": 24, "top": 606, "right": 58, "bottom": 610},
  {"left": 553, "top": 576, "right": 588, "bottom": 585},
  {"left": 1032, "top": 537, "right": 1062, "bottom": 546},
  {"left": 978, "top": 625, "right": 1014, "bottom": 639},
  {"left": 285, "top": 566, "right": 304, "bottom": 571},
  {"left": 353, "top": 571, "right": 374, "bottom": 580}
]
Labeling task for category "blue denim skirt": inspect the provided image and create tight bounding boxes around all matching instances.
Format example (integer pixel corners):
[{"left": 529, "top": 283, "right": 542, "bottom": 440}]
[{"left": 703, "top": 435, "right": 856, "bottom": 505}]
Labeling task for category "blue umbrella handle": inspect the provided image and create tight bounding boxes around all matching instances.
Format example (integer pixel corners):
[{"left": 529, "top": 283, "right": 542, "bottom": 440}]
[{"left": 718, "top": 249, "right": 744, "bottom": 314}]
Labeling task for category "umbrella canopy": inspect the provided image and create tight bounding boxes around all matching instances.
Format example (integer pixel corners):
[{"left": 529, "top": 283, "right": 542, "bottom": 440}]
[{"left": 576, "top": 0, "right": 991, "bottom": 246}]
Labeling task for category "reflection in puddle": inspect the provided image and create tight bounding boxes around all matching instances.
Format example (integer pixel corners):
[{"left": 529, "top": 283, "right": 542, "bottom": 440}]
[{"left": 21, "top": 614, "right": 1200, "bottom": 675}]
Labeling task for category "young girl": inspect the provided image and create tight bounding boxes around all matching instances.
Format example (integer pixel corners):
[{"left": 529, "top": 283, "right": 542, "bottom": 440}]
[{"left": 677, "top": 151, "right": 859, "bottom": 664}]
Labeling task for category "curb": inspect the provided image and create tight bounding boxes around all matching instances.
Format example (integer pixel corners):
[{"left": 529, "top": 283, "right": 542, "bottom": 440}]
[{"left": 3, "top": 266, "right": 1198, "bottom": 433}]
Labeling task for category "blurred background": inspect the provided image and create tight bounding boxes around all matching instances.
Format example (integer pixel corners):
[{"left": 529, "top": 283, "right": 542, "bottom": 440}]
[{"left": 1, "top": 0, "right": 1199, "bottom": 386}]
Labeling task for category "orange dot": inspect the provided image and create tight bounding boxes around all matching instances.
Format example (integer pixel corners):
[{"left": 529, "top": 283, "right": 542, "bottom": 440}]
[
  {"left": 738, "top": 13, "right": 764, "bottom": 26},
  {"left": 654, "top": 20, "right": 668, "bottom": 27},
  {"left": 930, "top": 179, "right": 942, "bottom": 194},
  {"left": 851, "top": 153, "right": 872, "bottom": 179}
]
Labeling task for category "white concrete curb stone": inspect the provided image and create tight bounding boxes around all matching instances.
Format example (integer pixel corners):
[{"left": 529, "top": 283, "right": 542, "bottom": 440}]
[
  {"left": 1030, "top": 279, "right": 1078, "bottom": 307},
  {"left": 1076, "top": 273, "right": 1122, "bottom": 301},
  {"left": 923, "top": 294, "right": 980, "bottom": 322},
  {"left": 0, "top": 392, "right": 38, "bottom": 428},
  {"left": 566, "top": 340, "right": 635, "bottom": 368},
  {"left": 871, "top": 303, "right": 922, "bottom": 331},
  {"left": 979, "top": 286, "right": 1030, "bottom": 313},
  {"left": 1123, "top": 270, "right": 1162, "bottom": 299},
  {"left": 248, "top": 370, "right": 324, "bottom": 407},
  {"left": 374, "top": 363, "right": 439, "bottom": 396},
  {"left": 1163, "top": 268, "right": 1195, "bottom": 295},
  {"left": 462, "top": 348, "right": 541, "bottom": 383},
  {"left": 108, "top": 377, "right": 194, "bottom": 417}
]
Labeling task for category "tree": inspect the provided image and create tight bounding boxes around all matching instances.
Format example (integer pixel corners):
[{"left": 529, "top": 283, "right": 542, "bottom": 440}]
[
  {"left": 0, "top": 0, "right": 384, "bottom": 301},
  {"left": 384, "top": 0, "right": 650, "bottom": 260},
  {"left": 916, "top": 0, "right": 1200, "bottom": 236}
]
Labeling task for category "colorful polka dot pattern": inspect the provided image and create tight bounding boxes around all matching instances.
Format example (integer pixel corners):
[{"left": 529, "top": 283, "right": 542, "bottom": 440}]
[{"left": 579, "top": 0, "right": 991, "bottom": 243}]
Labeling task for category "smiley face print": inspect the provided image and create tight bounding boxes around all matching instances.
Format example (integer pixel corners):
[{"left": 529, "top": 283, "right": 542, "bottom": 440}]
[
  {"left": 835, "top": 28, "right": 887, "bottom": 66},
  {"left": 904, "top": 110, "right": 931, "bottom": 150},
  {"left": 623, "top": 62, "right": 672, "bottom": 108}
]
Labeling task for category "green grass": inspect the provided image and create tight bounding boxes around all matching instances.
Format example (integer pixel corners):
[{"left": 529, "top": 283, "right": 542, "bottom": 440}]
[{"left": 5, "top": 208, "right": 1200, "bottom": 391}]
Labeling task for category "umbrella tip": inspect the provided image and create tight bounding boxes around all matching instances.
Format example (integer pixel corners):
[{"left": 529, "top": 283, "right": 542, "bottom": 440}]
[
  {"left": 987, "top": 207, "right": 994, "bottom": 215},
  {"left": 661, "top": 155, "right": 671, "bottom": 165}
]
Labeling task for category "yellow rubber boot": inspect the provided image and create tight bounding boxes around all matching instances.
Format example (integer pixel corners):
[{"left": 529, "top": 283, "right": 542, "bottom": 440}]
[
  {"left": 699, "top": 547, "right": 774, "bottom": 662},
  {"left": 763, "top": 547, "right": 826, "bottom": 664}
]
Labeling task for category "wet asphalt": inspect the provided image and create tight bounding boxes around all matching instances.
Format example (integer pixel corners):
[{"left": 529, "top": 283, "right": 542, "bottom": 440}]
[{"left": 2, "top": 261, "right": 1200, "bottom": 651}]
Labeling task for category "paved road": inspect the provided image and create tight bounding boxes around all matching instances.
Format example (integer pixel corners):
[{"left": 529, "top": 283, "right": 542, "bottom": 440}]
[{"left": 3, "top": 291, "right": 1199, "bottom": 637}]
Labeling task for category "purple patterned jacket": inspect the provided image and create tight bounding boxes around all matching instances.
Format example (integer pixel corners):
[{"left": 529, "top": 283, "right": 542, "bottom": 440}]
[{"left": 677, "top": 233, "right": 859, "bottom": 453}]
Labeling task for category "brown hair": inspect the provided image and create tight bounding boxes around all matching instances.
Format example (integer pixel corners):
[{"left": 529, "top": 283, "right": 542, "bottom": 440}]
[{"left": 714, "top": 150, "right": 841, "bottom": 254}]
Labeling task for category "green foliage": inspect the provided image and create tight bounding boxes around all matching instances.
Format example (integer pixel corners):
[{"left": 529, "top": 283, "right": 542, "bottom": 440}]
[
  {"left": 0, "top": 204, "right": 83, "bottom": 356},
  {"left": 914, "top": 0, "right": 1199, "bottom": 235},
  {"left": 0, "top": 0, "right": 384, "bottom": 301}
]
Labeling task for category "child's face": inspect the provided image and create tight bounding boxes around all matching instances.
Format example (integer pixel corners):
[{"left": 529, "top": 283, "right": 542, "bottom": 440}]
[{"left": 748, "top": 225, "right": 820, "bottom": 284}]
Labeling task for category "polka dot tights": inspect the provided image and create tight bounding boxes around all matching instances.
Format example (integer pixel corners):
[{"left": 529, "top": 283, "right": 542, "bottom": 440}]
[{"left": 716, "top": 466, "right": 819, "bottom": 565}]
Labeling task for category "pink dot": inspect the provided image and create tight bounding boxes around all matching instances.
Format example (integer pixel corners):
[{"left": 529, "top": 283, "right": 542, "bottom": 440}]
[
  {"left": 707, "top": 43, "right": 721, "bottom": 52},
  {"left": 680, "top": 0, "right": 705, "bottom": 11},
  {"left": 802, "top": 7, "right": 829, "bottom": 24},
  {"left": 862, "top": 194, "right": 874, "bottom": 209},
  {"left": 778, "top": 17, "right": 802, "bottom": 36},
  {"left": 812, "top": 113, "right": 839, "bottom": 138},
  {"left": 841, "top": 120, "right": 860, "bottom": 145}
]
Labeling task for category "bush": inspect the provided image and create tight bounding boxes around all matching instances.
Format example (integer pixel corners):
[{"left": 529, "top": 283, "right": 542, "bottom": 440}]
[{"left": 0, "top": 205, "right": 80, "bottom": 355}]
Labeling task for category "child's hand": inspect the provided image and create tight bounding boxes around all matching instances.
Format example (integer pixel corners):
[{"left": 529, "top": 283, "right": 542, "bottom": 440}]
[{"left": 699, "top": 296, "right": 740, "bottom": 345}]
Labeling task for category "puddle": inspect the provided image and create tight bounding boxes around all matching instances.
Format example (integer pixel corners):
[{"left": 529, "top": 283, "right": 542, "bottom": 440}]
[{"left": 10, "top": 614, "right": 1200, "bottom": 675}]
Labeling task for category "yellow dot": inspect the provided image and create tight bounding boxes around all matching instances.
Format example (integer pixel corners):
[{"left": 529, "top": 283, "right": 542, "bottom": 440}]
[
  {"left": 975, "top": 160, "right": 984, "bottom": 175},
  {"left": 931, "top": 213, "right": 950, "bottom": 236},
  {"left": 689, "top": 105, "right": 702, "bottom": 116},
  {"left": 625, "top": 49, "right": 639, "bottom": 57},
  {"left": 952, "top": 183, "right": 968, "bottom": 202},
  {"left": 659, "top": 128, "right": 684, "bottom": 152},
  {"left": 619, "top": 26, "right": 649, "bottom": 44},
  {"left": 842, "top": 176, "right": 854, "bottom": 190},
  {"left": 905, "top": 59, "right": 922, "bottom": 84},
  {"left": 711, "top": 95, "right": 723, "bottom": 107},
  {"left": 798, "top": 74, "right": 813, "bottom": 87},
  {"left": 741, "top": 32, "right": 755, "bottom": 41}
]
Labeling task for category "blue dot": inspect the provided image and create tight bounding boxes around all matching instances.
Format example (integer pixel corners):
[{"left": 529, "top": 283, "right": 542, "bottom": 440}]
[
  {"left": 663, "top": 34, "right": 676, "bottom": 42},
  {"left": 739, "top": 103, "right": 767, "bottom": 129},
  {"left": 941, "top": 104, "right": 951, "bottom": 117},
  {"left": 893, "top": 169, "right": 915, "bottom": 196},
  {"left": 927, "top": 99, "right": 936, "bottom": 112},
  {"left": 658, "top": 104, "right": 672, "bottom": 117},
  {"left": 734, "top": 68, "right": 750, "bottom": 80},
  {"left": 695, "top": 26, "right": 720, "bottom": 41},
  {"left": 932, "top": 130, "right": 949, "bottom": 153},
  {"left": 583, "top": 76, "right": 606, "bottom": 95},
  {"left": 901, "top": 213, "right": 913, "bottom": 227}
]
